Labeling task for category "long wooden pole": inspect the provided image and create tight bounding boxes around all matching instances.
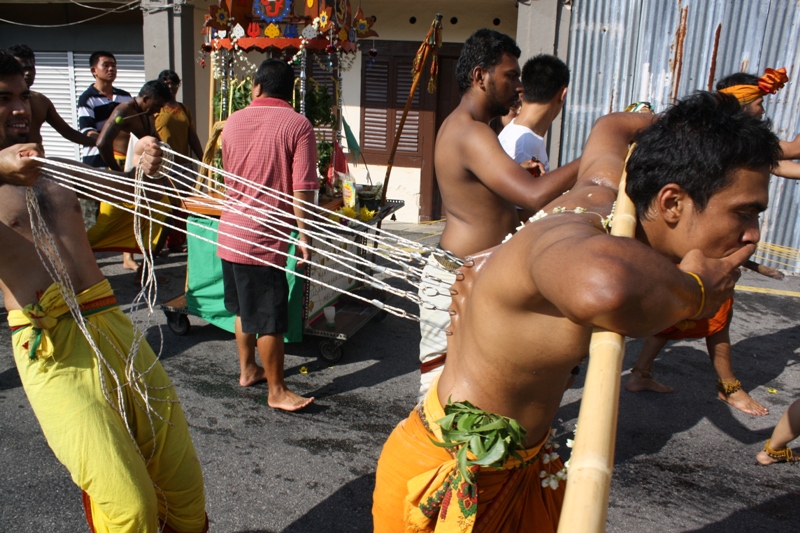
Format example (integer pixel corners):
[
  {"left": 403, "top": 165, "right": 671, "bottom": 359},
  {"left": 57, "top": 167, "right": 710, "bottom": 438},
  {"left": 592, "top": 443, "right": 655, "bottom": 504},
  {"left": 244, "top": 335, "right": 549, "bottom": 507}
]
[
  {"left": 557, "top": 144, "right": 637, "bottom": 533},
  {"left": 379, "top": 14, "right": 443, "bottom": 209}
]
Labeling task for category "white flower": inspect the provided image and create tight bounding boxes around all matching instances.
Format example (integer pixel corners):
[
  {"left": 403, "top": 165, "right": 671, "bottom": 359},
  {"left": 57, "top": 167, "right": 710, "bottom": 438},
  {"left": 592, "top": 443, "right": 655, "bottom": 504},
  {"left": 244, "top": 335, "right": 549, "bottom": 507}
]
[
  {"left": 529, "top": 210, "right": 548, "bottom": 222},
  {"left": 566, "top": 438, "right": 574, "bottom": 448},
  {"left": 552, "top": 206, "right": 566, "bottom": 214},
  {"left": 549, "top": 452, "right": 560, "bottom": 462},
  {"left": 548, "top": 476, "right": 560, "bottom": 490},
  {"left": 501, "top": 233, "right": 514, "bottom": 244},
  {"left": 540, "top": 470, "right": 548, "bottom": 479},
  {"left": 574, "top": 206, "right": 586, "bottom": 213}
]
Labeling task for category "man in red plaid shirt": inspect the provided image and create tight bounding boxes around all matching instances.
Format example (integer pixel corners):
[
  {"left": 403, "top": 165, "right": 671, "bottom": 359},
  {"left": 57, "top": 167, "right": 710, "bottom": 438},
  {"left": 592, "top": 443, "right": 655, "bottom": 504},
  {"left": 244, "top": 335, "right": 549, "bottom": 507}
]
[{"left": 218, "top": 59, "right": 317, "bottom": 411}]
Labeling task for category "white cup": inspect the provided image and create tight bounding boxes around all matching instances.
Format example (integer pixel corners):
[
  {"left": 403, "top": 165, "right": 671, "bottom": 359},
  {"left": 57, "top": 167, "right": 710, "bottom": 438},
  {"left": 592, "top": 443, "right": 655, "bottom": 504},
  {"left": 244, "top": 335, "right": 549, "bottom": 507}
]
[{"left": 323, "top": 306, "right": 336, "bottom": 328}]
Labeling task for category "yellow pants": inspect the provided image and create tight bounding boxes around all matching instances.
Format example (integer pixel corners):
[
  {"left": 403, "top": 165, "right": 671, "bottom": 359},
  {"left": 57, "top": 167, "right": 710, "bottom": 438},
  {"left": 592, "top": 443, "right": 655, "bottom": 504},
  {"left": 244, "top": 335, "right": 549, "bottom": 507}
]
[
  {"left": 86, "top": 198, "right": 170, "bottom": 254},
  {"left": 8, "top": 280, "right": 206, "bottom": 532}
]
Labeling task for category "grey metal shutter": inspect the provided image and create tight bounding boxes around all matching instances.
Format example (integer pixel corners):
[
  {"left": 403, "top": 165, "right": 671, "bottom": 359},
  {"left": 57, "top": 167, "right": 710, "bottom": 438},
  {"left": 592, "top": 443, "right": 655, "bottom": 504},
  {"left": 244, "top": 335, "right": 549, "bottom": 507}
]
[{"left": 34, "top": 52, "right": 79, "bottom": 160}]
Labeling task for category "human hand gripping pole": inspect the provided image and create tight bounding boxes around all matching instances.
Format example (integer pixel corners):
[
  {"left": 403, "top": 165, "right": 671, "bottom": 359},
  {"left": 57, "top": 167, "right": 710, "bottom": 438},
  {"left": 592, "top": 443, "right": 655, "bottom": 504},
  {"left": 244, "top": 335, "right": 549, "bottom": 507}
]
[{"left": 556, "top": 144, "right": 637, "bottom": 533}]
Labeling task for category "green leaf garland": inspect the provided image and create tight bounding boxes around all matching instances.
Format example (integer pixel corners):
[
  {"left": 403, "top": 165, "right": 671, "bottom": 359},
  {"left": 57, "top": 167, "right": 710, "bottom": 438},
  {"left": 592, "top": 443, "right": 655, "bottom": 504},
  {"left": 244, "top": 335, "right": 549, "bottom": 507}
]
[{"left": 433, "top": 399, "right": 527, "bottom": 484}]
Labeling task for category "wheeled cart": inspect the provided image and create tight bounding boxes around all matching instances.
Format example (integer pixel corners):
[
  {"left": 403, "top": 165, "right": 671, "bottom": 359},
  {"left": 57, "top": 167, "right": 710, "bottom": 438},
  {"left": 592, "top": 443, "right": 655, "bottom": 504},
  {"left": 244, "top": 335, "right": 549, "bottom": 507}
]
[{"left": 160, "top": 197, "right": 404, "bottom": 362}]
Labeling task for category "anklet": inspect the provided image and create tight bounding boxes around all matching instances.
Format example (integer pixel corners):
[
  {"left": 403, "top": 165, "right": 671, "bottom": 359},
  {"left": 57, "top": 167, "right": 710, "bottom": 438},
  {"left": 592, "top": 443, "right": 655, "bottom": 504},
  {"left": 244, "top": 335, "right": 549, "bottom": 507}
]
[
  {"left": 631, "top": 366, "right": 654, "bottom": 379},
  {"left": 717, "top": 378, "right": 742, "bottom": 396},
  {"left": 763, "top": 439, "right": 796, "bottom": 463}
]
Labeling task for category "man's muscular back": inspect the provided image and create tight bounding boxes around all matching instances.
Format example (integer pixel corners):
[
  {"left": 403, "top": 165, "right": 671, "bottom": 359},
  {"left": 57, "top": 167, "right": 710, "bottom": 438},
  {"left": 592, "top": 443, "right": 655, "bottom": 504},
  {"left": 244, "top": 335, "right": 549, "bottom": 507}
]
[
  {"left": 0, "top": 180, "right": 103, "bottom": 310},
  {"left": 435, "top": 108, "right": 521, "bottom": 258}
]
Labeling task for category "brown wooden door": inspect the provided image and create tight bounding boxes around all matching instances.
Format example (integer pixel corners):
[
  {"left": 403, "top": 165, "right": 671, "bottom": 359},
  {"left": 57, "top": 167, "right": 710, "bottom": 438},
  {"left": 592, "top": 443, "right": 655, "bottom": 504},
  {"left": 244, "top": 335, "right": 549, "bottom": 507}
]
[{"left": 419, "top": 44, "right": 462, "bottom": 222}]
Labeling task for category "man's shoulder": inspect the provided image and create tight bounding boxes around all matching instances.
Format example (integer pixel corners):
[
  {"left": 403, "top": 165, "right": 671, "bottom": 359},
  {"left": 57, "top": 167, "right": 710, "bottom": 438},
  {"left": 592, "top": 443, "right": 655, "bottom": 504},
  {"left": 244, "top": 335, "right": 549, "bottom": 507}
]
[
  {"left": 77, "top": 85, "right": 100, "bottom": 104},
  {"left": 29, "top": 91, "right": 52, "bottom": 109},
  {"left": 113, "top": 87, "right": 132, "bottom": 97}
]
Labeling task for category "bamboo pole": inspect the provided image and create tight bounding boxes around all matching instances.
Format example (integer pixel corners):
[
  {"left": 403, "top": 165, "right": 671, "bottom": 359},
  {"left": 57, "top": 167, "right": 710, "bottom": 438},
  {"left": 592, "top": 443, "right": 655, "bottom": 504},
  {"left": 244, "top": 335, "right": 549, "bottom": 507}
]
[
  {"left": 557, "top": 144, "right": 637, "bottom": 533},
  {"left": 379, "top": 14, "right": 443, "bottom": 210}
]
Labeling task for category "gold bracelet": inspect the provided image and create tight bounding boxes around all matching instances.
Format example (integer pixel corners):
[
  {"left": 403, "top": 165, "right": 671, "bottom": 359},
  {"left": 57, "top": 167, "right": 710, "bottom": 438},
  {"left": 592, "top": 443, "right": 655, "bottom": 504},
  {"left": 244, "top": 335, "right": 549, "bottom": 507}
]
[{"left": 685, "top": 271, "right": 705, "bottom": 320}]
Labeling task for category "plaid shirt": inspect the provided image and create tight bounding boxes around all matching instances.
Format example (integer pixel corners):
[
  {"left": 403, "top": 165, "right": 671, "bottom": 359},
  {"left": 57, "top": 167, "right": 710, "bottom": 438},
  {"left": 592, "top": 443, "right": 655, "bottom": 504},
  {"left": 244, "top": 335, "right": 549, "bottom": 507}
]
[{"left": 218, "top": 98, "right": 318, "bottom": 267}]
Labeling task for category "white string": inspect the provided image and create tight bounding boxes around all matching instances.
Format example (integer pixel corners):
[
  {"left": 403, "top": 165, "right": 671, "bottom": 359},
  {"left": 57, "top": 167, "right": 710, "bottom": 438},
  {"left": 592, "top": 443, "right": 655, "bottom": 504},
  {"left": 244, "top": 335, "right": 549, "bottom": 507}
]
[
  {"left": 36, "top": 157, "right": 427, "bottom": 286},
  {"left": 41, "top": 167, "right": 430, "bottom": 310},
  {"left": 24, "top": 186, "right": 173, "bottom": 527}
]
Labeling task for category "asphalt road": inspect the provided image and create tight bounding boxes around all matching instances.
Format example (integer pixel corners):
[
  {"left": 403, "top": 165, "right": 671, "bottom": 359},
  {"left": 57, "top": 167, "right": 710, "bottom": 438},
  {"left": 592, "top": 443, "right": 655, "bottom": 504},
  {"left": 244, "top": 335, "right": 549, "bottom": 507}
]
[{"left": 1, "top": 222, "right": 799, "bottom": 532}]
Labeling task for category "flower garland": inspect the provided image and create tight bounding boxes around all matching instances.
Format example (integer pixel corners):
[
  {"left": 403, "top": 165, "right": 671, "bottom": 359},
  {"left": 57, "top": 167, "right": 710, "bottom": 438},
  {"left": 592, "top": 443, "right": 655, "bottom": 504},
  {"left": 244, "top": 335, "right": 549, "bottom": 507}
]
[
  {"left": 290, "top": 17, "right": 322, "bottom": 64},
  {"left": 502, "top": 200, "right": 616, "bottom": 244},
  {"left": 539, "top": 428, "right": 573, "bottom": 490}
]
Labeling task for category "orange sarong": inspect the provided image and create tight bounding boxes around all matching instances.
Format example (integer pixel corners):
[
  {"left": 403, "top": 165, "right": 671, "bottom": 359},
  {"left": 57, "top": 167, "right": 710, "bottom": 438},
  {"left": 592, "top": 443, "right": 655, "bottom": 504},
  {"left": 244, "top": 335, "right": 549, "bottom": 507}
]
[
  {"left": 373, "top": 379, "right": 565, "bottom": 532},
  {"left": 657, "top": 297, "right": 733, "bottom": 340}
]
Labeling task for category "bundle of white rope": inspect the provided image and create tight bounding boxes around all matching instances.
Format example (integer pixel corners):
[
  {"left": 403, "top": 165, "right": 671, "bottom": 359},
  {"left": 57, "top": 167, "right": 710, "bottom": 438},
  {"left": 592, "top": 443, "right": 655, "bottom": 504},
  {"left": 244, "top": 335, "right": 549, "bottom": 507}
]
[{"left": 32, "top": 147, "right": 456, "bottom": 321}]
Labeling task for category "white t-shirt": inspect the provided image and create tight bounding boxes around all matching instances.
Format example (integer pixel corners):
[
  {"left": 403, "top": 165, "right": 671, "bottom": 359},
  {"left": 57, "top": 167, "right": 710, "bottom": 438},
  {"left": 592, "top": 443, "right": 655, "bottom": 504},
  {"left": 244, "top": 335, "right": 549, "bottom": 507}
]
[{"left": 498, "top": 119, "right": 550, "bottom": 172}]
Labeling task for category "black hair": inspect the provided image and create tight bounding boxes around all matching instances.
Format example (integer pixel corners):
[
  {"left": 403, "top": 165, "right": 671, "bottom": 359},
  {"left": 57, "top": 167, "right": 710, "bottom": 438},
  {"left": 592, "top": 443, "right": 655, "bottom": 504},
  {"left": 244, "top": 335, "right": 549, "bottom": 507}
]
[
  {"left": 139, "top": 79, "right": 171, "bottom": 102},
  {"left": 716, "top": 72, "right": 759, "bottom": 91},
  {"left": 89, "top": 51, "right": 116, "bottom": 67},
  {"left": 627, "top": 91, "right": 781, "bottom": 219},
  {"left": 253, "top": 59, "right": 295, "bottom": 101},
  {"left": 0, "top": 50, "right": 24, "bottom": 78},
  {"left": 455, "top": 29, "right": 521, "bottom": 95},
  {"left": 521, "top": 54, "right": 570, "bottom": 103},
  {"left": 7, "top": 44, "right": 34, "bottom": 60},
  {"left": 157, "top": 69, "right": 180, "bottom": 85}
]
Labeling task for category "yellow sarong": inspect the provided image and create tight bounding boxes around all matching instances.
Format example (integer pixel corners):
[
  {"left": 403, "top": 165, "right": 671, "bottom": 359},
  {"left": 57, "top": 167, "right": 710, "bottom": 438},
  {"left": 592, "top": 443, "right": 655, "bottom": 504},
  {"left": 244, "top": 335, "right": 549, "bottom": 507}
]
[
  {"left": 87, "top": 199, "right": 170, "bottom": 253},
  {"left": 86, "top": 152, "right": 171, "bottom": 253},
  {"left": 8, "top": 280, "right": 206, "bottom": 533},
  {"left": 373, "top": 379, "right": 565, "bottom": 532}
]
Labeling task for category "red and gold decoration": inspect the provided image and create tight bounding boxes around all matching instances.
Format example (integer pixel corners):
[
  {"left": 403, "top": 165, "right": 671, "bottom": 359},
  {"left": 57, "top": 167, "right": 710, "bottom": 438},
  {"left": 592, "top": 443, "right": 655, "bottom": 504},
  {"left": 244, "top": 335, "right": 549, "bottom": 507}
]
[{"left": 200, "top": 0, "right": 376, "bottom": 56}]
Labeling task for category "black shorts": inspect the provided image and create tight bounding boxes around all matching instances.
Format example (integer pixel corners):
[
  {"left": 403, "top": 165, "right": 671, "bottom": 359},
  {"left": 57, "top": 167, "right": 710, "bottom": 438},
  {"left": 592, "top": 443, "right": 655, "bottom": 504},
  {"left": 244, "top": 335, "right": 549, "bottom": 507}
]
[{"left": 221, "top": 259, "right": 288, "bottom": 335}]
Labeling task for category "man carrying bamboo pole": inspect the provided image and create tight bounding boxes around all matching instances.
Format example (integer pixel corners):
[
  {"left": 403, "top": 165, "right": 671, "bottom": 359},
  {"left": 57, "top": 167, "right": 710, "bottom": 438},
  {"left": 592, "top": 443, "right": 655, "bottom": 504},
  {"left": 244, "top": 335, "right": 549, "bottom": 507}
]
[
  {"left": 374, "top": 92, "right": 780, "bottom": 532},
  {"left": 417, "top": 29, "right": 579, "bottom": 399},
  {"left": 626, "top": 68, "right": 793, "bottom": 416}
]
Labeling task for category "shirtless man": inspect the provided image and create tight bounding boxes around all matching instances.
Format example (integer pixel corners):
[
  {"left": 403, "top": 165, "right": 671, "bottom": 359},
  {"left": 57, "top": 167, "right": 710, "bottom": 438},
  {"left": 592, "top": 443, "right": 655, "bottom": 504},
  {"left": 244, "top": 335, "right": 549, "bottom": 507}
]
[
  {"left": 0, "top": 52, "right": 207, "bottom": 532},
  {"left": 374, "top": 92, "right": 780, "bottom": 531},
  {"left": 97, "top": 79, "right": 170, "bottom": 172},
  {"left": 625, "top": 68, "right": 793, "bottom": 416},
  {"left": 89, "top": 79, "right": 171, "bottom": 272},
  {"left": 418, "top": 29, "right": 579, "bottom": 398},
  {"left": 6, "top": 44, "right": 95, "bottom": 148}
]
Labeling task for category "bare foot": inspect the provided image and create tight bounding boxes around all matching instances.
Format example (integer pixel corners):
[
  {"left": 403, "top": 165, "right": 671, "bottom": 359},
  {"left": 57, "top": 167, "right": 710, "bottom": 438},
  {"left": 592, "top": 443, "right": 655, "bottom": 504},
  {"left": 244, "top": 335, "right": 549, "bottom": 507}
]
[
  {"left": 625, "top": 372, "right": 674, "bottom": 393},
  {"left": 719, "top": 389, "right": 769, "bottom": 416},
  {"left": 268, "top": 389, "right": 315, "bottom": 412},
  {"left": 122, "top": 253, "right": 140, "bottom": 271},
  {"left": 239, "top": 366, "right": 267, "bottom": 387}
]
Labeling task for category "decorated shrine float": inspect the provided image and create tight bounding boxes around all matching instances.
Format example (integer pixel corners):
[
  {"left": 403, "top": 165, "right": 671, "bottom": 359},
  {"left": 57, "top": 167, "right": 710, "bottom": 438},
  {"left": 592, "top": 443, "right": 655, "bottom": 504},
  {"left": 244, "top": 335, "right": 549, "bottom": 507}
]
[{"left": 161, "top": 0, "right": 404, "bottom": 362}]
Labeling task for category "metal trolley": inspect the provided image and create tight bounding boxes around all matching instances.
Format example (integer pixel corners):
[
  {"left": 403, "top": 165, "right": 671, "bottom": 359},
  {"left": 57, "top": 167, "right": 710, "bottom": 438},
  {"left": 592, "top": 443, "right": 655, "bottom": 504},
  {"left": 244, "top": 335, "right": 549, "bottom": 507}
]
[{"left": 161, "top": 199, "right": 404, "bottom": 363}]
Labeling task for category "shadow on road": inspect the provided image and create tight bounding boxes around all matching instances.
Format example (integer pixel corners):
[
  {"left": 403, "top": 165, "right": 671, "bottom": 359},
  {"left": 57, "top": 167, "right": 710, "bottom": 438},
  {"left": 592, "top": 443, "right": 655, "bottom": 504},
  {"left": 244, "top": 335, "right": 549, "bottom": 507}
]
[
  {"left": 685, "top": 492, "right": 800, "bottom": 532},
  {"left": 554, "top": 323, "right": 800, "bottom": 465},
  {"left": 281, "top": 474, "right": 374, "bottom": 532}
]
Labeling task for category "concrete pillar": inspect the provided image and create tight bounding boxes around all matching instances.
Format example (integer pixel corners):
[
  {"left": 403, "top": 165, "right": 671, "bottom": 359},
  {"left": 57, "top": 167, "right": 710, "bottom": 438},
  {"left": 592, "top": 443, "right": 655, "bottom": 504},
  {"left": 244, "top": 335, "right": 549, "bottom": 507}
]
[
  {"left": 142, "top": 0, "right": 197, "bottom": 115},
  {"left": 515, "top": 1, "right": 573, "bottom": 167}
]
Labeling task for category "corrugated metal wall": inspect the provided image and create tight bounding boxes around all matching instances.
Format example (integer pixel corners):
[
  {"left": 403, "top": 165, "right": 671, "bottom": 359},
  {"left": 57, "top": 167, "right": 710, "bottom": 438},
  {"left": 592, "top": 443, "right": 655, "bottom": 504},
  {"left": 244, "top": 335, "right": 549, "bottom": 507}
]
[{"left": 563, "top": 0, "right": 800, "bottom": 271}]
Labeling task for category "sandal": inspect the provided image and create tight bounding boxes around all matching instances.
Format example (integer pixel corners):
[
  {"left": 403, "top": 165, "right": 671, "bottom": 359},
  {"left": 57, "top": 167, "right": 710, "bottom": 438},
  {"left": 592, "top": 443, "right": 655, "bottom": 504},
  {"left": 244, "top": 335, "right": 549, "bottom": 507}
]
[{"left": 762, "top": 439, "right": 797, "bottom": 463}]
